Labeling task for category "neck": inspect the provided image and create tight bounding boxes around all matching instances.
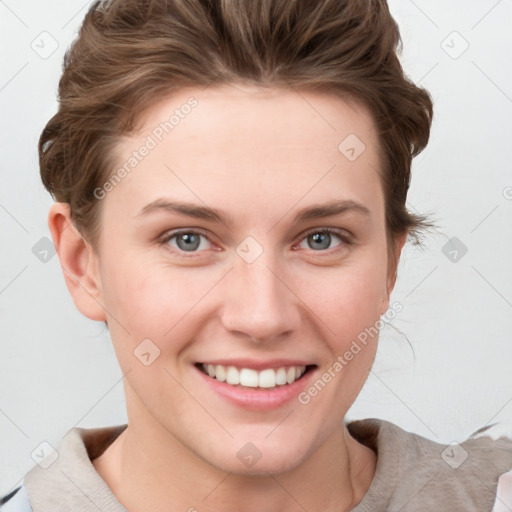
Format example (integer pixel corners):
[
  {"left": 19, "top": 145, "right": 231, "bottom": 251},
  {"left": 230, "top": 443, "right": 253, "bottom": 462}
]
[{"left": 93, "top": 408, "right": 376, "bottom": 512}]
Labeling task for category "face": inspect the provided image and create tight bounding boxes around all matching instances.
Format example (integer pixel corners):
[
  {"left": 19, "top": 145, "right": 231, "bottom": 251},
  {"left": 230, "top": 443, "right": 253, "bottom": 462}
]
[{"left": 77, "top": 84, "right": 399, "bottom": 474}]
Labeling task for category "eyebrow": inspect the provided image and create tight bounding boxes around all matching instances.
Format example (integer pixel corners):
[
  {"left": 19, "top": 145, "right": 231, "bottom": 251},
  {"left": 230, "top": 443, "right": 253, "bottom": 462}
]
[{"left": 135, "top": 198, "right": 371, "bottom": 225}]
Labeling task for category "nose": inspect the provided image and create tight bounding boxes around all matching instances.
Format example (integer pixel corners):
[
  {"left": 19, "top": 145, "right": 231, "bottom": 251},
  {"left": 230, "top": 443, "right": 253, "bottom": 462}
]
[{"left": 220, "top": 252, "right": 301, "bottom": 344}]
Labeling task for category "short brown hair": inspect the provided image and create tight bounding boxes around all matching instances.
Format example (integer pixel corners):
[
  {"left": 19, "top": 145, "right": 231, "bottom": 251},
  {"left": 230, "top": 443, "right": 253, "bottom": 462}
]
[{"left": 40, "top": 0, "right": 435, "bottom": 256}]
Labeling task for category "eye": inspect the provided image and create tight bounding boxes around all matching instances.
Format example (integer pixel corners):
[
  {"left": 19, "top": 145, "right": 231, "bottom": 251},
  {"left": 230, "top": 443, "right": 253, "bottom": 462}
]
[
  {"left": 158, "top": 227, "right": 352, "bottom": 258},
  {"left": 296, "top": 228, "right": 351, "bottom": 253},
  {"left": 160, "top": 229, "right": 213, "bottom": 256}
]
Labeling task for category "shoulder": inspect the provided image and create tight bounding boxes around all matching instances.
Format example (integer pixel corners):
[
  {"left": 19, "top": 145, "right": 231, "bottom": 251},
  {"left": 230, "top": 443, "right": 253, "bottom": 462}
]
[
  {"left": 348, "top": 417, "right": 512, "bottom": 512},
  {"left": 4, "top": 424, "right": 128, "bottom": 512},
  {"left": 0, "top": 483, "right": 33, "bottom": 511},
  {"left": 466, "top": 422, "right": 512, "bottom": 512}
]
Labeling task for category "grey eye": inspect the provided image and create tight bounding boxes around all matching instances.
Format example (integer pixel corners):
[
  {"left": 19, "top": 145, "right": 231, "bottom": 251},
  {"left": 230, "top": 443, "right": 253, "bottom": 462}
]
[
  {"left": 166, "top": 231, "right": 212, "bottom": 253},
  {"left": 175, "top": 233, "right": 201, "bottom": 251},
  {"left": 300, "top": 230, "right": 344, "bottom": 251}
]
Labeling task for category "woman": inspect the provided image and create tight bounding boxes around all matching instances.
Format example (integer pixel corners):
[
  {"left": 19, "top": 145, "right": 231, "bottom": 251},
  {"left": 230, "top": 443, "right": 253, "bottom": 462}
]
[{"left": 2, "top": 0, "right": 511, "bottom": 510}]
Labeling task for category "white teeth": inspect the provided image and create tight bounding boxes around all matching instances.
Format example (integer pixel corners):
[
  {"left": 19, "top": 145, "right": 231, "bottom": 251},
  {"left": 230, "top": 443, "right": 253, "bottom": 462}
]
[
  {"left": 215, "top": 364, "right": 226, "bottom": 382},
  {"left": 201, "top": 364, "right": 307, "bottom": 388},
  {"left": 276, "top": 367, "right": 287, "bottom": 385},
  {"left": 258, "top": 369, "right": 276, "bottom": 388},
  {"left": 226, "top": 366, "right": 240, "bottom": 385},
  {"left": 240, "top": 368, "right": 259, "bottom": 387}
]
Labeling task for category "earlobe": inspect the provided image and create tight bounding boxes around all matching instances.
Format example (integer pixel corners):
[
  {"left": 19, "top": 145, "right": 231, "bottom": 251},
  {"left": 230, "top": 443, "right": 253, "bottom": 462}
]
[{"left": 48, "top": 203, "right": 107, "bottom": 322}]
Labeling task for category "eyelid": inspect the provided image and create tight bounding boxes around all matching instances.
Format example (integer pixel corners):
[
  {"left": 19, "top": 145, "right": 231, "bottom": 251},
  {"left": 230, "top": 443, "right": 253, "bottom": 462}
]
[{"left": 300, "top": 226, "right": 352, "bottom": 241}]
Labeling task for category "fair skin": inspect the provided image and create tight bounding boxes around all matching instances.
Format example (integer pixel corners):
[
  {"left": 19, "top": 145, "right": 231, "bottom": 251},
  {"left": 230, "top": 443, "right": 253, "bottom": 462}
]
[{"left": 49, "top": 84, "right": 406, "bottom": 512}]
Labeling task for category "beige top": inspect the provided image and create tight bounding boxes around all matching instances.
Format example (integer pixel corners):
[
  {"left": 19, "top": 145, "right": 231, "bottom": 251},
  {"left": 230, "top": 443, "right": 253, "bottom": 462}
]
[{"left": 4, "top": 418, "right": 512, "bottom": 511}]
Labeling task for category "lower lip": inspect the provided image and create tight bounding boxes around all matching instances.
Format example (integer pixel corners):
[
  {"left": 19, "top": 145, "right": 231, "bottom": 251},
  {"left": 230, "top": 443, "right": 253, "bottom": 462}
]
[{"left": 195, "top": 365, "right": 315, "bottom": 411}]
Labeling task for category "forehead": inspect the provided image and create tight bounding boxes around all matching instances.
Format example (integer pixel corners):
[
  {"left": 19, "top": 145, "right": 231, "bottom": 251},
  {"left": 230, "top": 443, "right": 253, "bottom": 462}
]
[
  {"left": 108, "top": 84, "right": 383, "bottom": 219},
  {"left": 135, "top": 83, "right": 378, "bottom": 153}
]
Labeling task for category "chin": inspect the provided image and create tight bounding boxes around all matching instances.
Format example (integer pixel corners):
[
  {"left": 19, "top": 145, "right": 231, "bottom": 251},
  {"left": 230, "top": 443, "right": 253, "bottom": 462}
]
[
  {"left": 215, "top": 453, "right": 306, "bottom": 476},
  {"left": 201, "top": 437, "right": 312, "bottom": 476}
]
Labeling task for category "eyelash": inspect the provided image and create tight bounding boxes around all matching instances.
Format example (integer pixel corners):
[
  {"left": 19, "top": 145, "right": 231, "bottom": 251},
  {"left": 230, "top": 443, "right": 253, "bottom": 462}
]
[{"left": 158, "top": 227, "right": 353, "bottom": 258}]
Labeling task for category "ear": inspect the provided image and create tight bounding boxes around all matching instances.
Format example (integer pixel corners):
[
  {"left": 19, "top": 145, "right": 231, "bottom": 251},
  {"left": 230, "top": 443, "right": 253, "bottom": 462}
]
[
  {"left": 380, "top": 231, "right": 407, "bottom": 315},
  {"left": 48, "top": 202, "right": 107, "bottom": 322}
]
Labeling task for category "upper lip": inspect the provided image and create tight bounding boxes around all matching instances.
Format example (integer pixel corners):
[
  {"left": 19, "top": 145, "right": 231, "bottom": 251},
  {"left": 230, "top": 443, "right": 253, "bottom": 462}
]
[{"left": 197, "top": 359, "right": 316, "bottom": 371}]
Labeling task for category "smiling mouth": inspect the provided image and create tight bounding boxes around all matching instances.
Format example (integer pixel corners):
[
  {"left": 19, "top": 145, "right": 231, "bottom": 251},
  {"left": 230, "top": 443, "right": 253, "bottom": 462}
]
[{"left": 196, "top": 363, "right": 316, "bottom": 389}]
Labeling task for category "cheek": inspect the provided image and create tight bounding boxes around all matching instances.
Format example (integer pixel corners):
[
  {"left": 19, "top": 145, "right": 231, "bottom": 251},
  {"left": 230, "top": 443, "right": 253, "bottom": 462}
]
[
  {"left": 298, "top": 259, "right": 387, "bottom": 339},
  {"left": 99, "top": 255, "right": 219, "bottom": 345},
  {"left": 297, "top": 266, "right": 384, "bottom": 408}
]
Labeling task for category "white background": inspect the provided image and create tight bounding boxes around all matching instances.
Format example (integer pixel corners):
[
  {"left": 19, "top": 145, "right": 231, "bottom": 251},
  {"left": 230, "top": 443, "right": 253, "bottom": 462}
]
[{"left": 1, "top": 0, "right": 511, "bottom": 494}]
